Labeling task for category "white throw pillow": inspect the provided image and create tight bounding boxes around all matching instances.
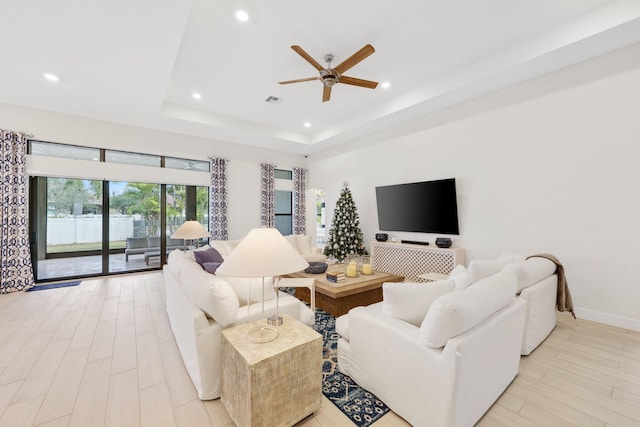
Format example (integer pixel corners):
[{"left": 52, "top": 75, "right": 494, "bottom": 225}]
[
  {"left": 503, "top": 257, "right": 556, "bottom": 292},
  {"left": 419, "top": 269, "right": 517, "bottom": 348},
  {"left": 167, "top": 249, "right": 192, "bottom": 278},
  {"left": 209, "top": 240, "right": 229, "bottom": 257},
  {"left": 295, "top": 234, "right": 313, "bottom": 255},
  {"left": 466, "top": 257, "right": 512, "bottom": 283},
  {"left": 382, "top": 279, "right": 455, "bottom": 326},
  {"left": 179, "top": 263, "right": 239, "bottom": 326},
  {"left": 448, "top": 264, "right": 472, "bottom": 290},
  {"left": 218, "top": 275, "right": 276, "bottom": 306}
]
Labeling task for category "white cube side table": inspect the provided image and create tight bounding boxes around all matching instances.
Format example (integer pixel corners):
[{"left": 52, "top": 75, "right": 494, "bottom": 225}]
[{"left": 221, "top": 315, "right": 322, "bottom": 427}]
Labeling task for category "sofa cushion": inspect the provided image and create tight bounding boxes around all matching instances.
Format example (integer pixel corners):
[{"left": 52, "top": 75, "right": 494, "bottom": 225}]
[
  {"left": 148, "top": 236, "right": 161, "bottom": 248},
  {"left": 179, "top": 261, "right": 239, "bottom": 326},
  {"left": 194, "top": 247, "right": 224, "bottom": 266},
  {"left": 167, "top": 249, "right": 192, "bottom": 278},
  {"left": 296, "top": 234, "right": 313, "bottom": 255},
  {"left": 466, "top": 257, "right": 512, "bottom": 283},
  {"left": 448, "top": 264, "right": 472, "bottom": 290},
  {"left": 209, "top": 240, "right": 229, "bottom": 257},
  {"left": 503, "top": 257, "right": 556, "bottom": 292},
  {"left": 202, "top": 262, "right": 223, "bottom": 274},
  {"left": 419, "top": 269, "right": 517, "bottom": 348},
  {"left": 382, "top": 280, "right": 455, "bottom": 326}
]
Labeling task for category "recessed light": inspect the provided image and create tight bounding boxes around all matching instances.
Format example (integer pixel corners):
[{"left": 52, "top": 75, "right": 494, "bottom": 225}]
[
  {"left": 304, "top": 122, "right": 311, "bottom": 128},
  {"left": 192, "top": 92, "right": 202, "bottom": 100},
  {"left": 381, "top": 81, "right": 391, "bottom": 89},
  {"left": 235, "top": 10, "right": 249, "bottom": 22},
  {"left": 43, "top": 73, "right": 60, "bottom": 82}
]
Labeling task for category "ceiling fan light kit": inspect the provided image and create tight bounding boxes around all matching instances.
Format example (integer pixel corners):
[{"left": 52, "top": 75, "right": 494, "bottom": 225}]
[{"left": 279, "top": 44, "right": 378, "bottom": 102}]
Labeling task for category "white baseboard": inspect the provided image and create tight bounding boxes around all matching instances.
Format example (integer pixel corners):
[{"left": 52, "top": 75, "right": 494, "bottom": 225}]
[{"left": 574, "top": 307, "right": 640, "bottom": 332}]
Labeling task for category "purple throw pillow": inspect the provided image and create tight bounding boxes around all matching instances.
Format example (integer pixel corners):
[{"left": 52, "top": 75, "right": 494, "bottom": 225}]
[
  {"left": 202, "top": 262, "right": 222, "bottom": 274},
  {"left": 194, "top": 247, "right": 224, "bottom": 266}
]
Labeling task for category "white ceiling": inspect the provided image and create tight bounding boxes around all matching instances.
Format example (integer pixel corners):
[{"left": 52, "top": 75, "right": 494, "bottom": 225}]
[{"left": 2, "top": 0, "right": 640, "bottom": 155}]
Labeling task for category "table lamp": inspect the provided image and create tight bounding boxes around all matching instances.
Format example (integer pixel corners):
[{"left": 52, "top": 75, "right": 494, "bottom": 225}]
[
  {"left": 216, "top": 228, "right": 309, "bottom": 342},
  {"left": 171, "top": 220, "right": 211, "bottom": 249}
]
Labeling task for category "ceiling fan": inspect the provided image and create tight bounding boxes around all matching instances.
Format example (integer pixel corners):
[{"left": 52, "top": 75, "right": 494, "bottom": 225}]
[{"left": 278, "top": 44, "right": 378, "bottom": 102}]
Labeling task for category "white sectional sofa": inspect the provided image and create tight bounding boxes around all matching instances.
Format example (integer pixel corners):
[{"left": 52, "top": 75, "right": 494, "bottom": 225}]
[
  {"left": 335, "top": 255, "right": 559, "bottom": 427},
  {"left": 337, "top": 270, "right": 526, "bottom": 427},
  {"left": 210, "top": 234, "right": 327, "bottom": 263},
  {"left": 163, "top": 249, "right": 315, "bottom": 400}
]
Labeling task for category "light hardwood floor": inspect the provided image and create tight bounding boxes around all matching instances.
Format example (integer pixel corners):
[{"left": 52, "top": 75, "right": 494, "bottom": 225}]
[{"left": 0, "top": 273, "right": 638, "bottom": 427}]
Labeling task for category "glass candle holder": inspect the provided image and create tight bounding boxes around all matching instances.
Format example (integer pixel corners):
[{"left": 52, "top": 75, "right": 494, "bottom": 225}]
[
  {"left": 361, "top": 255, "right": 373, "bottom": 275},
  {"left": 345, "top": 254, "right": 360, "bottom": 278}
]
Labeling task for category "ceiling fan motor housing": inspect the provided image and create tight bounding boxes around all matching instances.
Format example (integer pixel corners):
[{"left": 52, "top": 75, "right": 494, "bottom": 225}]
[{"left": 322, "top": 68, "right": 340, "bottom": 87}]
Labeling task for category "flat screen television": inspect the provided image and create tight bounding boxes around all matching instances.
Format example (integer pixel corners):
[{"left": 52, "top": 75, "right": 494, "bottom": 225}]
[{"left": 375, "top": 178, "right": 459, "bottom": 235}]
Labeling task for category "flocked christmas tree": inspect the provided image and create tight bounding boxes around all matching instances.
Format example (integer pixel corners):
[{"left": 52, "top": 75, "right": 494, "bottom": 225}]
[{"left": 323, "top": 183, "right": 368, "bottom": 262}]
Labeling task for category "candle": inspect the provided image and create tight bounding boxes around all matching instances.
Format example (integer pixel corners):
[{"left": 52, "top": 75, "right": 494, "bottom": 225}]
[
  {"left": 346, "top": 264, "right": 357, "bottom": 277},
  {"left": 362, "top": 263, "right": 372, "bottom": 275}
]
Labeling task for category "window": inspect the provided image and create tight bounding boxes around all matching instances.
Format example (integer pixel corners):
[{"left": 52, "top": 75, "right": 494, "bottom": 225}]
[
  {"left": 275, "top": 190, "right": 292, "bottom": 235},
  {"left": 165, "top": 157, "right": 210, "bottom": 172},
  {"left": 29, "top": 141, "right": 100, "bottom": 161},
  {"left": 105, "top": 150, "right": 160, "bottom": 167},
  {"left": 274, "top": 169, "right": 293, "bottom": 236}
]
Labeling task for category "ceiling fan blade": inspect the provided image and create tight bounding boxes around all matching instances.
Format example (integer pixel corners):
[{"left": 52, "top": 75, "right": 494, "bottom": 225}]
[
  {"left": 340, "top": 76, "right": 378, "bottom": 89},
  {"left": 334, "top": 44, "right": 375, "bottom": 74},
  {"left": 291, "top": 45, "right": 325, "bottom": 71},
  {"left": 278, "top": 77, "right": 318, "bottom": 84},
  {"left": 322, "top": 86, "right": 332, "bottom": 102}
]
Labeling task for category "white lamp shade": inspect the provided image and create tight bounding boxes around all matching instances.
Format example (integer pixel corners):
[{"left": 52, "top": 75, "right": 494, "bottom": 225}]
[
  {"left": 216, "top": 228, "right": 309, "bottom": 278},
  {"left": 171, "top": 221, "right": 211, "bottom": 239}
]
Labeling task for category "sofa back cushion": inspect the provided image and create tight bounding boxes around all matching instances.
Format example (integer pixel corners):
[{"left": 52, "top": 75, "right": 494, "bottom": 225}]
[
  {"left": 167, "top": 249, "right": 192, "bottom": 279},
  {"left": 466, "top": 257, "right": 512, "bottom": 283},
  {"left": 419, "top": 269, "right": 517, "bottom": 348},
  {"left": 382, "top": 279, "right": 455, "bottom": 326},
  {"left": 209, "top": 240, "right": 230, "bottom": 257},
  {"left": 503, "top": 257, "right": 557, "bottom": 292},
  {"left": 179, "top": 262, "right": 239, "bottom": 327},
  {"left": 448, "top": 264, "right": 472, "bottom": 290}
]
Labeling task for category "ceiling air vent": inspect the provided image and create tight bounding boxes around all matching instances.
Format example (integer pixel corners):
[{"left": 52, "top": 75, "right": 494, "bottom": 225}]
[{"left": 265, "top": 96, "right": 281, "bottom": 104}]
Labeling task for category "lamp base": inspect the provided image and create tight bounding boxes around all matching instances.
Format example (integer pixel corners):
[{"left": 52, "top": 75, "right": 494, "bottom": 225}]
[
  {"left": 247, "top": 324, "right": 278, "bottom": 343},
  {"left": 266, "top": 314, "right": 283, "bottom": 326}
]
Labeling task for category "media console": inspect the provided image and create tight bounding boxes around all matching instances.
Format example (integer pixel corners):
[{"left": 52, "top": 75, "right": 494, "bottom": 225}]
[{"left": 371, "top": 241, "right": 465, "bottom": 281}]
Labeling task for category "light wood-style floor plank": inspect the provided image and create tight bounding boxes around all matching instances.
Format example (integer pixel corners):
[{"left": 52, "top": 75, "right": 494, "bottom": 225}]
[{"left": 0, "top": 272, "right": 638, "bottom": 426}]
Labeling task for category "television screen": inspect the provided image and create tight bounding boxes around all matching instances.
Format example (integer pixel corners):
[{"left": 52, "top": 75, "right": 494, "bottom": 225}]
[{"left": 375, "top": 178, "right": 459, "bottom": 235}]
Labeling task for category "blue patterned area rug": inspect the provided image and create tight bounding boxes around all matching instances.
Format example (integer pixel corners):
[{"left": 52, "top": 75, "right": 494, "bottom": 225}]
[
  {"left": 25, "top": 281, "right": 81, "bottom": 292},
  {"left": 315, "top": 309, "right": 390, "bottom": 427}
]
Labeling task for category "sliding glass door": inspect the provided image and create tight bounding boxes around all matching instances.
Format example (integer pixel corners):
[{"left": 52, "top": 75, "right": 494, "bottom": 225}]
[
  {"left": 33, "top": 177, "right": 104, "bottom": 280},
  {"left": 108, "top": 181, "right": 161, "bottom": 273},
  {"left": 30, "top": 177, "right": 209, "bottom": 282}
]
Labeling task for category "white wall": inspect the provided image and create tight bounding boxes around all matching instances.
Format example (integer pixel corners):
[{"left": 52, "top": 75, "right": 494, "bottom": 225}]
[
  {"left": 1, "top": 103, "right": 306, "bottom": 240},
  {"left": 308, "top": 44, "right": 640, "bottom": 331}
]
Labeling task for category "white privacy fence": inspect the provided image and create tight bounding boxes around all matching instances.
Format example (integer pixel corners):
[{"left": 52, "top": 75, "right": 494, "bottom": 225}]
[{"left": 47, "top": 215, "right": 134, "bottom": 245}]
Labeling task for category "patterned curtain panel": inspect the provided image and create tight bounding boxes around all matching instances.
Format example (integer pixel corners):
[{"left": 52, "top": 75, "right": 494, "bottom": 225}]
[
  {"left": 209, "top": 157, "right": 228, "bottom": 240},
  {"left": 260, "top": 163, "right": 275, "bottom": 228},
  {"left": 1, "top": 129, "right": 35, "bottom": 293},
  {"left": 293, "top": 167, "right": 307, "bottom": 235}
]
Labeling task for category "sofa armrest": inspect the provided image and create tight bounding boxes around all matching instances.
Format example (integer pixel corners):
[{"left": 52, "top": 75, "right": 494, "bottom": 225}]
[{"left": 519, "top": 274, "right": 558, "bottom": 355}]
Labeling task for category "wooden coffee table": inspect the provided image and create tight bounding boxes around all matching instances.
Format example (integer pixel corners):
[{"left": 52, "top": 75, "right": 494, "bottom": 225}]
[{"left": 283, "top": 268, "right": 404, "bottom": 317}]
